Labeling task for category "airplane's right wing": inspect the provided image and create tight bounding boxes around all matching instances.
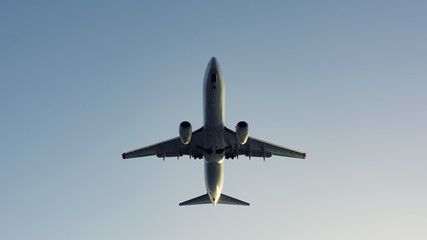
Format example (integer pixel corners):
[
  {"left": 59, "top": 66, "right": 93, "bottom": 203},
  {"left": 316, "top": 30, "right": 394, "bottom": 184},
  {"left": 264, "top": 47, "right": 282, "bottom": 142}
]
[
  {"left": 223, "top": 127, "right": 306, "bottom": 159},
  {"left": 122, "top": 127, "right": 204, "bottom": 159}
]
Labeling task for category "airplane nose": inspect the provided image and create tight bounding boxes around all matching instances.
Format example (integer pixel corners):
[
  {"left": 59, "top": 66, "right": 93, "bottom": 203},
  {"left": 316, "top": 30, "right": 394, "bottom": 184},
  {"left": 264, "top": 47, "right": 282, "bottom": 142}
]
[{"left": 209, "top": 57, "right": 218, "bottom": 69}]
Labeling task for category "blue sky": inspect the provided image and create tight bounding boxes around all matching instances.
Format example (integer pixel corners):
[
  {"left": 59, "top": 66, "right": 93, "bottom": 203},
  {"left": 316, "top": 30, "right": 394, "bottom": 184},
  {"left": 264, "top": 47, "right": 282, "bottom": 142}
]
[{"left": 1, "top": 1, "right": 426, "bottom": 239}]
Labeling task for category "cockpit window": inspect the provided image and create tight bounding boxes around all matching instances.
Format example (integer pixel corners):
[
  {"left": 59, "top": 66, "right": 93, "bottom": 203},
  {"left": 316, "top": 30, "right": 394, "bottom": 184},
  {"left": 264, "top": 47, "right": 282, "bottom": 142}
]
[
  {"left": 210, "top": 74, "right": 217, "bottom": 90},
  {"left": 211, "top": 74, "right": 216, "bottom": 84}
]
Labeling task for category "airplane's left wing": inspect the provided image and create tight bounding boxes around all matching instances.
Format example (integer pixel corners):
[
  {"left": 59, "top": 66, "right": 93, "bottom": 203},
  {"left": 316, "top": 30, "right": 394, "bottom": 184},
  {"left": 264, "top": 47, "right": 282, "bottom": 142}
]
[
  {"left": 122, "top": 127, "right": 204, "bottom": 159},
  {"left": 223, "top": 127, "right": 306, "bottom": 160}
]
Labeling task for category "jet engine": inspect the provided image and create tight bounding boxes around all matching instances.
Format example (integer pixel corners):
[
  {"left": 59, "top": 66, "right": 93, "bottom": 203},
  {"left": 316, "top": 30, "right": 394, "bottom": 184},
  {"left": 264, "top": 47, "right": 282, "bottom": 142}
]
[
  {"left": 179, "top": 121, "right": 192, "bottom": 145},
  {"left": 235, "top": 121, "right": 249, "bottom": 145}
]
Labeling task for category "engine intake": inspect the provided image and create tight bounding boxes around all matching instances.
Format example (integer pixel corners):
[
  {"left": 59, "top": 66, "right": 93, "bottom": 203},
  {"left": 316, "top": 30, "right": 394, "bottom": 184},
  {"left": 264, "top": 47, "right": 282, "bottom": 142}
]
[
  {"left": 235, "top": 121, "right": 249, "bottom": 145},
  {"left": 179, "top": 121, "right": 192, "bottom": 145}
]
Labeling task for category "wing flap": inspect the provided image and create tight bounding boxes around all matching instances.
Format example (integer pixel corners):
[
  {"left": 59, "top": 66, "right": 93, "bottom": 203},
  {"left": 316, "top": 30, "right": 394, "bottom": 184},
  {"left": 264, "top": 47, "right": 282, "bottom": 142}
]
[
  {"left": 122, "top": 127, "right": 204, "bottom": 159},
  {"left": 223, "top": 127, "right": 306, "bottom": 159},
  {"left": 247, "top": 137, "right": 306, "bottom": 159}
]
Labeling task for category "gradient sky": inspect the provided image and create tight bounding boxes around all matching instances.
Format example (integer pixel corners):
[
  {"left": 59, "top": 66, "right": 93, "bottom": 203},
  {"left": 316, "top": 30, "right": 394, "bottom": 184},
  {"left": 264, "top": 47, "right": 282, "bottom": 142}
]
[{"left": 1, "top": 1, "right": 426, "bottom": 239}]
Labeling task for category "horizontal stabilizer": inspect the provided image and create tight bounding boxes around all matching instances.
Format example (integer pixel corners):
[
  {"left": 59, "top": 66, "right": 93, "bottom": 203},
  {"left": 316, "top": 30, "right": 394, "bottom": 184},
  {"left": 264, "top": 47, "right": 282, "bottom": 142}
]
[
  {"left": 179, "top": 193, "right": 250, "bottom": 206},
  {"left": 179, "top": 194, "right": 211, "bottom": 206},
  {"left": 218, "top": 193, "right": 250, "bottom": 206}
]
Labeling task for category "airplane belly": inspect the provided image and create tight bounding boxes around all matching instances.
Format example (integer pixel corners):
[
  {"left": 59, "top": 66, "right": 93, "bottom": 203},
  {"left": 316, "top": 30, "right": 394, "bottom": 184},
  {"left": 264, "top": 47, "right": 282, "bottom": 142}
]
[
  {"left": 203, "top": 128, "right": 225, "bottom": 159},
  {"left": 203, "top": 58, "right": 225, "bottom": 129},
  {"left": 204, "top": 160, "right": 224, "bottom": 203},
  {"left": 204, "top": 88, "right": 224, "bottom": 128}
]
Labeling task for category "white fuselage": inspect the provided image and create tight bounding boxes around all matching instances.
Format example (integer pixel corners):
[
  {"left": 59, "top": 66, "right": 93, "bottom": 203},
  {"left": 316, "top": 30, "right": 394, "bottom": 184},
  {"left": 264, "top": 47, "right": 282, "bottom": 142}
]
[{"left": 203, "top": 57, "right": 225, "bottom": 205}]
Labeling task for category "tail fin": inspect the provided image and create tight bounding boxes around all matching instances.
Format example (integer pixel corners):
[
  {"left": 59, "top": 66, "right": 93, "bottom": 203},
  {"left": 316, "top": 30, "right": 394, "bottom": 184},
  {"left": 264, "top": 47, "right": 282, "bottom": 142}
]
[
  {"left": 218, "top": 193, "right": 250, "bottom": 206},
  {"left": 179, "top": 193, "right": 250, "bottom": 206}
]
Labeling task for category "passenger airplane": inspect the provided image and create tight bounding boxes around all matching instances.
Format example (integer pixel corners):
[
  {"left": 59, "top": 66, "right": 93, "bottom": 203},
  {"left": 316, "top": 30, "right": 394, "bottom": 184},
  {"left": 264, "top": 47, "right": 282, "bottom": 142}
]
[{"left": 122, "top": 57, "right": 307, "bottom": 206}]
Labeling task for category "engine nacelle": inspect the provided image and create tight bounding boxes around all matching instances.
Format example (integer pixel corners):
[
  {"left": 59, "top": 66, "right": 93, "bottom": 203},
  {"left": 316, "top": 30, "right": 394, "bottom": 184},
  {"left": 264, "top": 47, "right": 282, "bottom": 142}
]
[
  {"left": 179, "top": 121, "right": 192, "bottom": 145},
  {"left": 235, "top": 121, "right": 249, "bottom": 145}
]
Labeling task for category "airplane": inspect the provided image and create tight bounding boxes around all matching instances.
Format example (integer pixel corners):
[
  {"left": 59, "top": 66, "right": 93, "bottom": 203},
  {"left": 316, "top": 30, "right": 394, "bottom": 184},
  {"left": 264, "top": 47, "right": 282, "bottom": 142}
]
[{"left": 121, "top": 57, "right": 307, "bottom": 206}]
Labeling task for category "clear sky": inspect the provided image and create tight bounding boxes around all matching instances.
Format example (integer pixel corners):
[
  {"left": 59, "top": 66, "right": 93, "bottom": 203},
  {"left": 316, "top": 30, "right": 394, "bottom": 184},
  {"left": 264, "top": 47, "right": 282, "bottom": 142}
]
[{"left": 1, "top": 1, "right": 426, "bottom": 239}]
